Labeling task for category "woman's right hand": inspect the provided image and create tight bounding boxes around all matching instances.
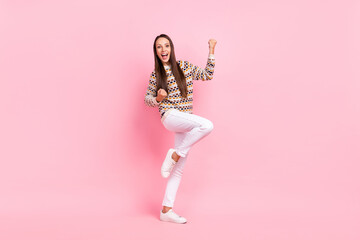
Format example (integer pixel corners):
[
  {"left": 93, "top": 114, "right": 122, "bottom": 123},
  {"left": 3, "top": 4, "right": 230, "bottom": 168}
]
[{"left": 156, "top": 88, "right": 167, "bottom": 102}]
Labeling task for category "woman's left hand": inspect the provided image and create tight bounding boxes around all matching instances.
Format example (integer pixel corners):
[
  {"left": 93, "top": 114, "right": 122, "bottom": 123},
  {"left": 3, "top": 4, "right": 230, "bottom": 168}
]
[{"left": 208, "top": 39, "right": 217, "bottom": 49}]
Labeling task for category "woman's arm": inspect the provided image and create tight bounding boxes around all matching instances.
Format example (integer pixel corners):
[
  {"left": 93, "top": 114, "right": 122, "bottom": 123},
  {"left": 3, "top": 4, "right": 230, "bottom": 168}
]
[
  {"left": 190, "top": 53, "right": 215, "bottom": 81},
  {"left": 190, "top": 39, "right": 217, "bottom": 81},
  {"left": 144, "top": 71, "right": 160, "bottom": 107}
]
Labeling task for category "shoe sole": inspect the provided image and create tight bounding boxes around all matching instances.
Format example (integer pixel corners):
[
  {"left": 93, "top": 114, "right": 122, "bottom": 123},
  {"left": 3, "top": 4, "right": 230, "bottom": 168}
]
[{"left": 160, "top": 217, "right": 187, "bottom": 224}]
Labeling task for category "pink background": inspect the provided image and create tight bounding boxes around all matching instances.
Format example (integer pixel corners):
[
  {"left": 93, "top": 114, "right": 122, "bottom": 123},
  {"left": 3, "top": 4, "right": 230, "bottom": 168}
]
[{"left": 1, "top": 0, "right": 359, "bottom": 239}]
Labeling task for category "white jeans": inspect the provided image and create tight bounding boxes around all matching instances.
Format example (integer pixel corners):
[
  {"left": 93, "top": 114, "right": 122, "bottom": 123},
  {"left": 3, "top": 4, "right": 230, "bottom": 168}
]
[{"left": 161, "top": 109, "right": 214, "bottom": 207}]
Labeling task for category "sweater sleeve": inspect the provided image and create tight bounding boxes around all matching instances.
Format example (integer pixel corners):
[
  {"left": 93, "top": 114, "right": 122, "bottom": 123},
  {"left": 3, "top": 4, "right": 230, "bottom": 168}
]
[
  {"left": 189, "top": 54, "right": 215, "bottom": 81},
  {"left": 144, "top": 71, "right": 160, "bottom": 107}
]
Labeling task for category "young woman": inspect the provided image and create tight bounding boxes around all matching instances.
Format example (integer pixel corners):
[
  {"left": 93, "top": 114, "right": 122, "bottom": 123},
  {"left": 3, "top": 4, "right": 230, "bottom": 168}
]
[{"left": 144, "top": 34, "right": 217, "bottom": 224}]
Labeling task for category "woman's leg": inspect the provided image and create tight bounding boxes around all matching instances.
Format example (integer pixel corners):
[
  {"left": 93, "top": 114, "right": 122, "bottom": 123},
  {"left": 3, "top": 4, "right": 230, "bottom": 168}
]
[
  {"left": 161, "top": 110, "right": 214, "bottom": 210},
  {"left": 163, "top": 110, "right": 214, "bottom": 158},
  {"left": 162, "top": 131, "right": 188, "bottom": 209},
  {"left": 162, "top": 159, "right": 187, "bottom": 208}
]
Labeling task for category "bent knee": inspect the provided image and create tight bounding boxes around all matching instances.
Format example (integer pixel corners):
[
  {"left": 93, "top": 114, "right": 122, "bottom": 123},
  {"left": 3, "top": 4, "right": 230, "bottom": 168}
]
[{"left": 202, "top": 120, "right": 214, "bottom": 133}]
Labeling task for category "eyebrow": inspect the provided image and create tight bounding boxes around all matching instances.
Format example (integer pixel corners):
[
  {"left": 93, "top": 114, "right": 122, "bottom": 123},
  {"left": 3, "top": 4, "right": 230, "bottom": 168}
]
[{"left": 157, "top": 43, "right": 170, "bottom": 46}]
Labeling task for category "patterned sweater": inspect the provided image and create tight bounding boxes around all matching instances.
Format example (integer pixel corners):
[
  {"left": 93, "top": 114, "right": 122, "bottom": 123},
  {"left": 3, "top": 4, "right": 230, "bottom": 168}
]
[{"left": 144, "top": 54, "right": 215, "bottom": 122}]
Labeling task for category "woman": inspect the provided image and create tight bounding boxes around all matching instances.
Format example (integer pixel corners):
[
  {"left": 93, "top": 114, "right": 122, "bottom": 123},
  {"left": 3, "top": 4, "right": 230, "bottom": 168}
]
[{"left": 144, "top": 34, "right": 217, "bottom": 224}]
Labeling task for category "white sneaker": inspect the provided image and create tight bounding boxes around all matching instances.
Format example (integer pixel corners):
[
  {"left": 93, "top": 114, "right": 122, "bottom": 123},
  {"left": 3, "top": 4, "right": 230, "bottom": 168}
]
[
  {"left": 160, "top": 209, "right": 187, "bottom": 224},
  {"left": 161, "top": 148, "right": 177, "bottom": 178}
]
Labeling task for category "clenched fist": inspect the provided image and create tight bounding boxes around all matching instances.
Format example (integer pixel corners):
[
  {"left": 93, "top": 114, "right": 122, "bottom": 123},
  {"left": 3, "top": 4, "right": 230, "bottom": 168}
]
[
  {"left": 156, "top": 88, "right": 167, "bottom": 102},
  {"left": 208, "top": 39, "right": 217, "bottom": 49}
]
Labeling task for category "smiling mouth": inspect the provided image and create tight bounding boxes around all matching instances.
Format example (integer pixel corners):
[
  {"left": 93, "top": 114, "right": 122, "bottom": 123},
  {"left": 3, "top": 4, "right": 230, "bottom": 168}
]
[{"left": 161, "top": 53, "right": 168, "bottom": 59}]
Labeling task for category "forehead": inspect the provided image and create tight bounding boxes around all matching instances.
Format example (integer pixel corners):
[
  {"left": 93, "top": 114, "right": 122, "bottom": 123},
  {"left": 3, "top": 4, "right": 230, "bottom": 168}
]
[{"left": 156, "top": 38, "right": 170, "bottom": 45}]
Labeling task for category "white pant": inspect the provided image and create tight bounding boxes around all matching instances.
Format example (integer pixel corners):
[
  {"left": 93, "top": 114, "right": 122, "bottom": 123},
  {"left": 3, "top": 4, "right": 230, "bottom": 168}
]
[{"left": 161, "top": 109, "right": 214, "bottom": 207}]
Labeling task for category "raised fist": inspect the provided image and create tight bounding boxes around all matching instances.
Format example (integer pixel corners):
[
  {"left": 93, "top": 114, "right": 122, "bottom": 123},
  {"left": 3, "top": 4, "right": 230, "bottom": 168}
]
[{"left": 208, "top": 39, "right": 217, "bottom": 49}]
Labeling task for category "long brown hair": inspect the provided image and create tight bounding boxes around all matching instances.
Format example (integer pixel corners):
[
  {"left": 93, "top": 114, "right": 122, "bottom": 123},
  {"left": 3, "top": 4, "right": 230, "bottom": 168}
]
[{"left": 153, "top": 34, "right": 187, "bottom": 98}]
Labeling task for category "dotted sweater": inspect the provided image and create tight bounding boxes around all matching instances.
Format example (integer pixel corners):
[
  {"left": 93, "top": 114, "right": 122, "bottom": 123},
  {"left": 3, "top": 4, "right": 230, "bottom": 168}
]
[{"left": 144, "top": 54, "right": 215, "bottom": 122}]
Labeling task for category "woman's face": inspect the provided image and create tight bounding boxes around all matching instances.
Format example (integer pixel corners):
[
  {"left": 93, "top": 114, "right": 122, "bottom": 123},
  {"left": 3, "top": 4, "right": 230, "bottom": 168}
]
[{"left": 155, "top": 37, "right": 171, "bottom": 66}]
